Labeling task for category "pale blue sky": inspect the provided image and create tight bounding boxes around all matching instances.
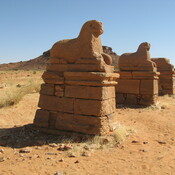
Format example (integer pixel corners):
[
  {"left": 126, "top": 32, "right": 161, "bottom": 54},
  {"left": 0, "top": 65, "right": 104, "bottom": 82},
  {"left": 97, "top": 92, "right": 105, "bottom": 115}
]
[{"left": 0, "top": 0, "right": 175, "bottom": 65}]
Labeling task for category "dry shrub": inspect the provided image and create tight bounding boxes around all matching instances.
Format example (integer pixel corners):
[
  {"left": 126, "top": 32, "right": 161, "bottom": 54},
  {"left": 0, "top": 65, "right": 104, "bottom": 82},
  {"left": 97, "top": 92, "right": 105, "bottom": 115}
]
[
  {"left": 0, "top": 87, "right": 25, "bottom": 107},
  {"left": 0, "top": 79, "right": 42, "bottom": 108},
  {"left": 85, "top": 124, "right": 135, "bottom": 148},
  {"left": 27, "top": 79, "right": 42, "bottom": 93},
  {"left": 113, "top": 124, "right": 135, "bottom": 144}
]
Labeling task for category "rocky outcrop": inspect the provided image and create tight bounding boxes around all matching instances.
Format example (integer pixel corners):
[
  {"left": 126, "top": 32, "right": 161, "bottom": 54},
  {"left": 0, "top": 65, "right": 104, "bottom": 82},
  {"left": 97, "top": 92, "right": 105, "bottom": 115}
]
[{"left": 0, "top": 55, "right": 49, "bottom": 71}]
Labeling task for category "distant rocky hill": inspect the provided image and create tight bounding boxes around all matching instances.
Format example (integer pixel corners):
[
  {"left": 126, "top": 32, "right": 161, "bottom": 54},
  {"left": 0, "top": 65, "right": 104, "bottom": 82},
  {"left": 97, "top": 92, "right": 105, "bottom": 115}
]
[{"left": 0, "top": 46, "right": 119, "bottom": 71}]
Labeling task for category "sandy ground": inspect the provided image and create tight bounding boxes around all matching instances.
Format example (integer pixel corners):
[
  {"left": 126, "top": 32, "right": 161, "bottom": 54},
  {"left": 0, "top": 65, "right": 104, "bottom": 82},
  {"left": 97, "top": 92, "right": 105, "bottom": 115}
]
[{"left": 0, "top": 71, "right": 175, "bottom": 175}]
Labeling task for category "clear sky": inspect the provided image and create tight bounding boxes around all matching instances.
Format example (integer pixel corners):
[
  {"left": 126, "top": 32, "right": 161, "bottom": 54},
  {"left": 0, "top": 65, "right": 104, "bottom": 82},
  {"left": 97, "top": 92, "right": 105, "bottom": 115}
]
[{"left": 0, "top": 0, "right": 175, "bottom": 65}]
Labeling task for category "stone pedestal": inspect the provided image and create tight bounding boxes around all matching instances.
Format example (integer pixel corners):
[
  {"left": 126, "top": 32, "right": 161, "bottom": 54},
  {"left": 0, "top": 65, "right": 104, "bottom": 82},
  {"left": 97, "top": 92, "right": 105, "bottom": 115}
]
[
  {"left": 34, "top": 59, "right": 119, "bottom": 135},
  {"left": 116, "top": 71, "right": 159, "bottom": 105},
  {"left": 151, "top": 58, "right": 175, "bottom": 95},
  {"left": 117, "top": 42, "right": 160, "bottom": 106}
]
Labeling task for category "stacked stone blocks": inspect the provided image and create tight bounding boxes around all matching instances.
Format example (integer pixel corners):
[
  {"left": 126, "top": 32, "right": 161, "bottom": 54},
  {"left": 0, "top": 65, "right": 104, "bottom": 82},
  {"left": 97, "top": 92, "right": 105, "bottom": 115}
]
[
  {"left": 116, "top": 71, "right": 159, "bottom": 105},
  {"left": 151, "top": 58, "right": 175, "bottom": 95},
  {"left": 34, "top": 62, "right": 118, "bottom": 135},
  {"left": 116, "top": 42, "right": 159, "bottom": 106},
  {"left": 34, "top": 20, "right": 118, "bottom": 135}
]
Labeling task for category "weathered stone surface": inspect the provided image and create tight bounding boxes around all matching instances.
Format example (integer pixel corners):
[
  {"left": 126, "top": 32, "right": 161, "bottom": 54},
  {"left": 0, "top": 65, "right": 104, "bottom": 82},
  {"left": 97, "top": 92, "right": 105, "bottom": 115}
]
[
  {"left": 140, "top": 80, "right": 158, "bottom": 95},
  {"left": 49, "top": 111, "right": 58, "bottom": 128},
  {"left": 65, "top": 80, "right": 117, "bottom": 86},
  {"left": 38, "top": 95, "right": 74, "bottom": 113},
  {"left": 125, "top": 94, "right": 140, "bottom": 105},
  {"left": 116, "top": 93, "right": 138, "bottom": 105},
  {"left": 151, "top": 58, "right": 175, "bottom": 95},
  {"left": 116, "top": 79, "right": 140, "bottom": 94},
  {"left": 161, "top": 71, "right": 175, "bottom": 76},
  {"left": 116, "top": 69, "right": 159, "bottom": 106},
  {"left": 139, "top": 95, "right": 158, "bottom": 105},
  {"left": 159, "top": 79, "right": 172, "bottom": 87},
  {"left": 107, "top": 112, "right": 119, "bottom": 131},
  {"left": 34, "top": 20, "right": 118, "bottom": 135},
  {"left": 40, "top": 83, "right": 54, "bottom": 96},
  {"left": 64, "top": 72, "right": 118, "bottom": 81},
  {"left": 116, "top": 93, "right": 126, "bottom": 104},
  {"left": 74, "top": 98, "right": 116, "bottom": 116},
  {"left": 117, "top": 93, "right": 157, "bottom": 106},
  {"left": 117, "top": 72, "right": 132, "bottom": 79},
  {"left": 49, "top": 57, "right": 67, "bottom": 64},
  {"left": 42, "top": 71, "right": 64, "bottom": 84},
  {"left": 64, "top": 72, "right": 119, "bottom": 86},
  {"left": 50, "top": 20, "right": 112, "bottom": 65},
  {"left": 118, "top": 71, "right": 159, "bottom": 79},
  {"left": 119, "top": 42, "right": 157, "bottom": 71},
  {"left": 55, "top": 85, "right": 64, "bottom": 97},
  {"left": 75, "top": 57, "right": 101, "bottom": 64},
  {"left": 151, "top": 58, "right": 174, "bottom": 71},
  {"left": 55, "top": 112, "right": 110, "bottom": 135},
  {"left": 132, "top": 71, "right": 159, "bottom": 79},
  {"left": 65, "top": 85, "right": 115, "bottom": 100},
  {"left": 47, "top": 63, "right": 114, "bottom": 73},
  {"left": 34, "top": 109, "right": 49, "bottom": 127}
]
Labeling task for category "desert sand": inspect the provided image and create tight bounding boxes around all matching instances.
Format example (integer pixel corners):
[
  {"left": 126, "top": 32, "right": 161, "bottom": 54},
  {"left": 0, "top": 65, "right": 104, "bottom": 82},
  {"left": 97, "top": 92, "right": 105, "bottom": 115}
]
[{"left": 0, "top": 71, "right": 175, "bottom": 175}]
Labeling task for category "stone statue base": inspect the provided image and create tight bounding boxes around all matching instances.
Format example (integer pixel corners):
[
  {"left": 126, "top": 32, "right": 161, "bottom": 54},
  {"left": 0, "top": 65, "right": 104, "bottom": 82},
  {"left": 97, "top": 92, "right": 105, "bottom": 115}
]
[
  {"left": 116, "top": 71, "right": 159, "bottom": 106},
  {"left": 157, "top": 72, "right": 175, "bottom": 95},
  {"left": 34, "top": 67, "right": 119, "bottom": 135},
  {"left": 151, "top": 58, "right": 175, "bottom": 95}
]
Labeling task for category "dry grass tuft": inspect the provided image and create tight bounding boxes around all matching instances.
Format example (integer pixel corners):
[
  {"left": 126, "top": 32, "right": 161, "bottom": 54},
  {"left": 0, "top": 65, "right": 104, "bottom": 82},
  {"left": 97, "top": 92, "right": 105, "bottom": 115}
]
[
  {"left": 0, "top": 79, "right": 42, "bottom": 108},
  {"left": 113, "top": 124, "right": 135, "bottom": 144}
]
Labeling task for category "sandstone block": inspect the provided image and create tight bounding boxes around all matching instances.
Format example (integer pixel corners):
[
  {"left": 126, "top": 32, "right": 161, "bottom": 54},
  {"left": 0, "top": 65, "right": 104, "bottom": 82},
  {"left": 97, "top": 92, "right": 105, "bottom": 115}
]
[
  {"left": 151, "top": 58, "right": 174, "bottom": 71},
  {"left": 55, "top": 85, "right": 65, "bottom": 97},
  {"left": 140, "top": 80, "right": 158, "bottom": 95},
  {"left": 40, "top": 83, "right": 55, "bottom": 96},
  {"left": 33, "top": 20, "right": 119, "bottom": 135},
  {"left": 107, "top": 112, "right": 119, "bottom": 131},
  {"left": 64, "top": 72, "right": 119, "bottom": 86},
  {"left": 34, "top": 109, "right": 50, "bottom": 127},
  {"left": 47, "top": 63, "right": 114, "bottom": 73},
  {"left": 125, "top": 94, "right": 139, "bottom": 105},
  {"left": 64, "top": 72, "right": 119, "bottom": 81},
  {"left": 65, "top": 80, "right": 117, "bottom": 86},
  {"left": 116, "top": 93, "right": 139, "bottom": 105},
  {"left": 159, "top": 79, "right": 172, "bottom": 85},
  {"left": 161, "top": 84, "right": 172, "bottom": 90},
  {"left": 75, "top": 57, "right": 101, "bottom": 64},
  {"left": 118, "top": 72, "right": 132, "bottom": 79},
  {"left": 74, "top": 98, "right": 116, "bottom": 116},
  {"left": 139, "top": 95, "right": 158, "bottom": 105},
  {"left": 119, "top": 42, "right": 157, "bottom": 71},
  {"left": 160, "top": 89, "right": 173, "bottom": 95},
  {"left": 42, "top": 71, "right": 64, "bottom": 84},
  {"left": 49, "top": 111, "right": 58, "bottom": 128},
  {"left": 55, "top": 112, "right": 110, "bottom": 135},
  {"left": 116, "top": 79, "right": 140, "bottom": 94},
  {"left": 132, "top": 71, "right": 159, "bottom": 79},
  {"left": 116, "top": 93, "right": 126, "bottom": 104},
  {"left": 49, "top": 57, "right": 67, "bottom": 64},
  {"left": 65, "top": 85, "right": 115, "bottom": 100},
  {"left": 38, "top": 95, "right": 74, "bottom": 113}
]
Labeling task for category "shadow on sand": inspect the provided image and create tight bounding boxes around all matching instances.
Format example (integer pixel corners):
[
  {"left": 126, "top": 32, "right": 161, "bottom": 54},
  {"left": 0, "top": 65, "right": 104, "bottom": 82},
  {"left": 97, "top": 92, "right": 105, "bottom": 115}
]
[{"left": 0, "top": 124, "right": 86, "bottom": 148}]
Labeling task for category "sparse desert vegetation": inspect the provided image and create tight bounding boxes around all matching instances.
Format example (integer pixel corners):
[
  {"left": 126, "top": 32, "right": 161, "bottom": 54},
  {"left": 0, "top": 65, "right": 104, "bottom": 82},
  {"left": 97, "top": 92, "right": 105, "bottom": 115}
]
[
  {"left": 0, "top": 70, "right": 43, "bottom": 108},
  {"left": 0, "top": 70, "right": 175, "bottom": 175}
]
